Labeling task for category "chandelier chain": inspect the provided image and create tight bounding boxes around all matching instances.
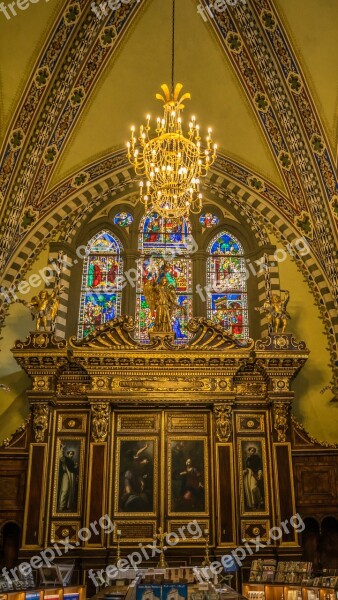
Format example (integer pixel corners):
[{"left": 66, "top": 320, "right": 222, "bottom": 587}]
[{"left": 171, "top": 0, "right": 175, "bottom": 95}]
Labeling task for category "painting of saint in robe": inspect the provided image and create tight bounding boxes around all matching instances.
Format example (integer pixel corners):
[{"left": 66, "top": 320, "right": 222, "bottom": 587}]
[
  {"left": 170, "top": 440, "right": 206, "bottom": 513},
  {"left": 242, "top": 441, "right": 266, "bottom": 512},
  {"left": 118, "top": 441, "right": 154, "bottom": 513},
  {"left": 57, "top": 441, "right": 80, "bottom": 513}
]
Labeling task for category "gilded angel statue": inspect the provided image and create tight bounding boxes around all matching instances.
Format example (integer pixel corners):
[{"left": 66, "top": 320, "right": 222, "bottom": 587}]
[
  {"left": 255, "top": 289, "right": 290, "bottom": 334},
  {"left": 28, "top": 285, "right": 64, "bottom": 332},
  {"left": 144, "top": 277, "right": 178, "bottom": 334}
]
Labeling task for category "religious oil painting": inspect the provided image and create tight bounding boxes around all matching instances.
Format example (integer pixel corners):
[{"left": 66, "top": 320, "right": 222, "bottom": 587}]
[
  {"left": 239, "top": 439, "right": 268, "bottom": 515},
  {"left": 53, "top": 438, "right": 84, "bottom": 517},
  {"left": 115, "top": 438, "right": 158, "bottom": 516},
  {"left": 168, "top": 438, "right": 208, "bottom": 516}
]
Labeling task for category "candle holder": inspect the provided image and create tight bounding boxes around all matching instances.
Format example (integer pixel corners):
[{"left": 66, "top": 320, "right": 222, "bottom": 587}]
[
  {"left": 115, "top": 529, "right": 122, "bottom": 565},
  {"left": 156, "top": 527, "right": 169, "bottom": 568},
  {"left": 202, "top": 529, "right": 211, "bottom": 567}
]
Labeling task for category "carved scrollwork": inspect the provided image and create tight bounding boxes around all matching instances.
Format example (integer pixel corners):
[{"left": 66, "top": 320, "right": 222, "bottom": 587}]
[
  {"left": 273, "top": 402, "right": 290, "bottom": 442},
  {"left": 214, "top": 405, "right": 232, "bottom": 442},
  {"left": 91, "top": 403, "right": 110, "bottom": 443},
  {"left": 32, "top": 404, "right": 49, "bottom": 443},
  {"left": 255, "top": 333, "right": 307, "bottom": 351}
]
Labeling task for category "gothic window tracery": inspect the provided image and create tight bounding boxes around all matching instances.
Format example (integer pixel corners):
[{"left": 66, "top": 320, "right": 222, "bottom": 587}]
[
  {"left": 78, "top": 230, "right": 123, "bottom": 338},
  {"left": 136, "top": 212, "right": 193, "bottom": 343},
  {"left": 207, "top": 231, "right": 249, "bottom": 339}
]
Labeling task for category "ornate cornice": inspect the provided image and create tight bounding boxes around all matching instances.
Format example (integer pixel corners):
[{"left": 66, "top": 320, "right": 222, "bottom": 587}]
[{"left": 70, "top": 316, "right": 254, "bottom": 351}]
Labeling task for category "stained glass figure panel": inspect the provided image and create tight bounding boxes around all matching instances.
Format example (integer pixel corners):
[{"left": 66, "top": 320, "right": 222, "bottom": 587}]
[
  {"left": 199, "top": 213, "right": 219, "bottom": 228},
  {"left": 114, "top": 212, "right": 133, "bottom": 227},
  {"left": 208, "top": 293, "right": 248, "bottom": 339},
  {"left": 208, "top": 256, "right": 247, "bottom": 292},
  {"left": 78, "top": 231, "right": 123, "bottom": 338},
  {"left": 81, "top": 292, "right": 120, "bottom": 338},
  {"left": 136, "top": 293, "right": 191, "bottom": 343},
  {"left": 209, "top": 232, "right": 243, "bottom": 255},
  {"left": 138, "top": 256, "right": 191, "bottom": 294},
  {"left": 140, "top": 213, "right": 192, "bottom": 252},
  {"left": 207, "top": 231, "right": 249, "bottom": 340},
  {"left": 136, "top": 212, "right": 193, "bottom": 344}
]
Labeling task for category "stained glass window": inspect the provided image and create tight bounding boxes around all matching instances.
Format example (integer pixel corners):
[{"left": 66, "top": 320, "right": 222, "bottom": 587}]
[
  {"left": 207, "top": 231, "right": 249, "bottom": 339},
  {"left": 114, "top": 212, "right": 133, "bottom": 227},
  {"left": 136, "top": 213, "right": 193, "bottom": 343},
  {"left": 78, "top": 231, "right": 123, "bottom": 338},
  {"left": 199, "top": 213, "right": 219, "bottom": 228}
]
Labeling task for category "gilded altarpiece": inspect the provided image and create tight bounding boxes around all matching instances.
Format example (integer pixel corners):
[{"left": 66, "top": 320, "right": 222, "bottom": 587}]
[{"left": 10, "top": 319, "right": 310, "bottom": 578}]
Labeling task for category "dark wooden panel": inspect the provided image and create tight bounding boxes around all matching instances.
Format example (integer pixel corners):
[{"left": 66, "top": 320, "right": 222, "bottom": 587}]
[
  {"left": 293, "top": 456, "right": 338, "bottom": 508},
  {"left": 87, "top": 444, "right": 106, "bottom": 544},
  {"left": 25, "top": 445, "right": 45, "bottom": 546},
  {"left": 218, "top": 444, "right": 235, "bottom": 544},
  {"left": 275, "top": 444, "right": 296, "bottom": 543}
]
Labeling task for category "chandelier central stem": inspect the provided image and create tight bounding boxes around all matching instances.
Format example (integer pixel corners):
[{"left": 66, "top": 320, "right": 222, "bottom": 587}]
[{"left": 171, "top": 0, "right": 175, "bottom": 95}]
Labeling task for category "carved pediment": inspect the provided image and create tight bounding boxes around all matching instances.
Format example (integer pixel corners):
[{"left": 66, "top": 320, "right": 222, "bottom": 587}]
[{"left": 70, "top": 316, "right": 254, "bottom": 351}]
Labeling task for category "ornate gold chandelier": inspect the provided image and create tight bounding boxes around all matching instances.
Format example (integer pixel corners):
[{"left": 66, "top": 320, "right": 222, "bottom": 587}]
[{"left": 126, "top": 0, "right": 217, "bottom": 219}]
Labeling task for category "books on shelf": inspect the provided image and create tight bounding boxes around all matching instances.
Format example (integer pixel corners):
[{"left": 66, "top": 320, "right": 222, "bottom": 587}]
[
  {"left": 249, "top": 560, "right": 276, "bottom": 583},
  {"left": 249, "top": 561, "right": 313, "bottom": 584}
]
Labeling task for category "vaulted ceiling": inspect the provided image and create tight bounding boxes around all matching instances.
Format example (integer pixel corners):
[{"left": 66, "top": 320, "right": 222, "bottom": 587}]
[{"left": 0, "top": 0, "right": 337, "bottom": 375}]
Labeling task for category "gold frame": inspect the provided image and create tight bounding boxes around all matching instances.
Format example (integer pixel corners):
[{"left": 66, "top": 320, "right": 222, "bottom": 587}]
[
  {"left": 22, "top": 443, "right": 48, "bottom": 549},
  {"left": 52, "top": 436, "right": 85, "bottom": 517},
  {"left": 272, "top": 442, "right": 298, "bottom": 547},
  {"left": 238, "top": 437, "right": 269, "bottom": 516},
  {"left": 84, "top": 442, "right": 108, "bottom": 547},
  {"left": 167, "top": 435, "right": 209, "bottom": 517},
  {"left": 241, "top": 519, "right": 271, "bottom": 542},
  {"left": 116, "top": 412, "right": 160, "bottom": 433},
  {"left": 167, "top": 519, "right": 209, "bottom": 544},
  {"left": 167, "top": 412, "right": 208, "bottom": 434},
  {"left": 111, "top": 520, "right": 157, "bottom": 542},
  {"left": 215, "top": 443, "right": 236, "bottom": 546},
  {"left": 57, "top": 412, "right": 87, "bottom": 433},
  {"left": 114, "top": 436, "right": 158, "bottom": 517},
  {"left": 50, "top": 521, "right": 80, "bottom": 543},
  {"left": 236, "top": 413, "right": 265, "bottom": 434}
]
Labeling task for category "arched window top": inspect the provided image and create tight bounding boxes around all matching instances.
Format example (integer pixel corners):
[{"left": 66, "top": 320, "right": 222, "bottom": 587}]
[
  {"left": 86, "top": 230, "right": 122, "bottom": 254},
  {"left": 208, "top": 231, "right": 244, "bottom": 256},
  {"left": 139, "top": 212, "right": 192, "bottom": 253}
]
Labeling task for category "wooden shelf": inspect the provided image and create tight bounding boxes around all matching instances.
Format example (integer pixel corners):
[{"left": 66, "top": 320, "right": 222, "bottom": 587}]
[
  {"left": 242, "top": 583, "right": 337, "bottom": 600},
  {"left": 0, "top": 585, "right": 86, "bottom": 600}
]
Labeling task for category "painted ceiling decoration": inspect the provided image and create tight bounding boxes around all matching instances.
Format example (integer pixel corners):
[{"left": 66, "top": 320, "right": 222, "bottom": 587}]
[{"left": 0, "top": 1, "right": 337, "bottom": 382}]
